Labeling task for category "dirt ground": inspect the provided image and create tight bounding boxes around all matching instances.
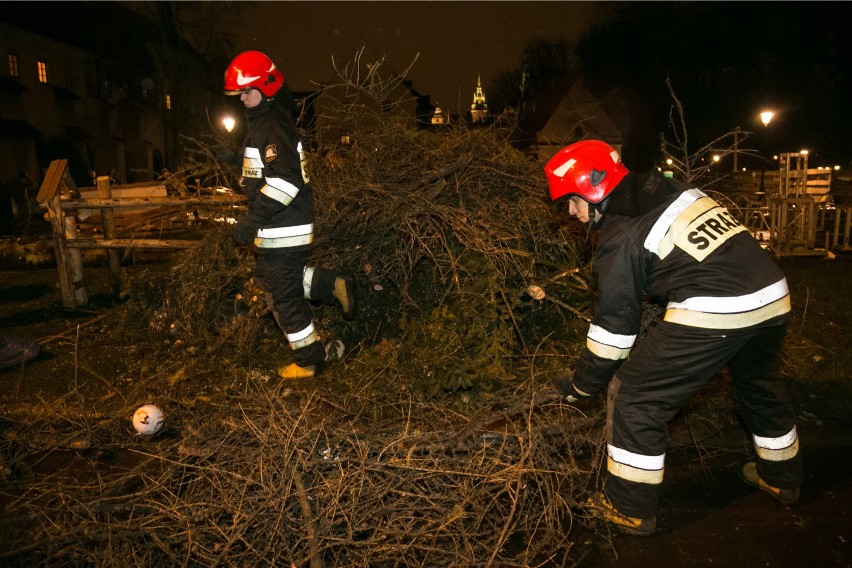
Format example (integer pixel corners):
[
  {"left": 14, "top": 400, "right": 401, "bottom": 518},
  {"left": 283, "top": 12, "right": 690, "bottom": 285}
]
[{"left": 1, "top": 239, "right": 851, "bottom": 566}]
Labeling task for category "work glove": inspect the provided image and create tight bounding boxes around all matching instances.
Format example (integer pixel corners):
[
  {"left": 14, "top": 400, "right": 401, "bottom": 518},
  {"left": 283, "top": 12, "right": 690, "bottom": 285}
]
[
  {"left": 233, "top": 213, "right": 261, "bottom": 245},
  {"left": 552, "top": 376, "right": 594, "bottom": 407}
]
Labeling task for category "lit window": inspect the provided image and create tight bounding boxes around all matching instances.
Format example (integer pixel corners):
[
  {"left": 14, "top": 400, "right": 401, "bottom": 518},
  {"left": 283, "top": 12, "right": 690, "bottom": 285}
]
[
  {"left": 8, "top": 54, "right": 19, "bottom": 77},
  {"left": 37, "top": 60, "right": 48, "bottom": 83},
  {"left": 165, "top": 93, "right": 171, "bottom": 110}
]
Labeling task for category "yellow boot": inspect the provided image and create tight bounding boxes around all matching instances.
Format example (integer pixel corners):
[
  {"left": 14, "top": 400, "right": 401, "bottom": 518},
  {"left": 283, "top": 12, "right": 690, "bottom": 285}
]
[
  {"left": 584, "top": 492, "right": 656, "bottom": 536},
  {"left": 278, "top": 363, "right": 316, "bottom": 380},
  {"left": 740, "top": 462, "right": 800, "bottom": 505},
  {"left": 333, "top": 276, "right": 357, "bottom": 321}
]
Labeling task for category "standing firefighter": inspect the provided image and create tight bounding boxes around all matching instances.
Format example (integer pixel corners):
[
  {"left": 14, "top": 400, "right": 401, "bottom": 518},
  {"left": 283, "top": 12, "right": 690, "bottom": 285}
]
[
  {"left": 224, "top": 50, "right": 356, "bottom": 380},
  {"left": 545, "top": 140, "right": 802, "bottom": 535}
]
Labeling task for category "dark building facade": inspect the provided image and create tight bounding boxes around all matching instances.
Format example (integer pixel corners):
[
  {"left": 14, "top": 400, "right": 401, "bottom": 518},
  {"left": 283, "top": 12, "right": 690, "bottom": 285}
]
[{"left": 0, "top": 2, "right": 220, "bottom": 203}]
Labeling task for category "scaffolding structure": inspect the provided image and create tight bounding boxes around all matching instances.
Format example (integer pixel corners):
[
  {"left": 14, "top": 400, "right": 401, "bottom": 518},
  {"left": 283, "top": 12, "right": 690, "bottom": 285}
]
[
  {"left": 768, "top": 152, "right": 826, "bottom": 256},
  {"left": 712, "top": 152, "right": 852, "bottom": 255}
]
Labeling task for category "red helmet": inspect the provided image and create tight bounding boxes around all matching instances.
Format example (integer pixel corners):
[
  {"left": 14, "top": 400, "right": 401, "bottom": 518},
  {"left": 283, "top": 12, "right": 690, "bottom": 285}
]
[
  {"left": 224, "top": 51, "right": 284, "bottom": 98},
  {"left": 544, "top": 140, "right": 629, "bottom": 204}
]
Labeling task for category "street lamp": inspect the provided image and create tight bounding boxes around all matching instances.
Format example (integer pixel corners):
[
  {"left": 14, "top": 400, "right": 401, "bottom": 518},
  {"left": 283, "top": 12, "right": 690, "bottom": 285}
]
[
  {"left": 222, "top": 116, "right": 236, "bottom": 133},
  {"left": 759, "top": 110, "right": 775, "bottom": 162}
]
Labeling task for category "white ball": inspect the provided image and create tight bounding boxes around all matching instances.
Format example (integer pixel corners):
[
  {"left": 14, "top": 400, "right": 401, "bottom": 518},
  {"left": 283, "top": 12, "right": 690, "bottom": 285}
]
[{"left": 132, "top": 404, "right": 165, "bottom": 435}]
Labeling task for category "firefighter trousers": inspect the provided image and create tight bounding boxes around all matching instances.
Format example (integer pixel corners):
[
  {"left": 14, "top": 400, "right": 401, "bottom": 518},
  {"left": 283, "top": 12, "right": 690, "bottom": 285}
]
[
  {"left": 603, "top": 322, "right": 803, "bottom": 519},
  {"left": 253, "top": 249, "right": 341, "bottom": 369}
]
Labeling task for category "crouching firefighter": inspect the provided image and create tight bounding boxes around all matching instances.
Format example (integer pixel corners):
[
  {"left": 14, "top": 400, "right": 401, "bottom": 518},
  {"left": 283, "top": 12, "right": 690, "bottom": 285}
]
[
  {"left": 544, "top": 140, "right": 803, "bottom": 535},
  {"left": 224, "top": 50, "right": 356, "bottom": 380}
]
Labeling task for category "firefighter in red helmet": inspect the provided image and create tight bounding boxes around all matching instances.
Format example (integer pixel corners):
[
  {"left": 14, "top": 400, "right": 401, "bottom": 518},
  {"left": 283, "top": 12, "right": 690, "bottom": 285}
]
[
  {"left": 545, "top": 140, "right": 802, "bottom": 535},
  {"left": 224, "top": 50, "right": 356, "bottom": 380}
]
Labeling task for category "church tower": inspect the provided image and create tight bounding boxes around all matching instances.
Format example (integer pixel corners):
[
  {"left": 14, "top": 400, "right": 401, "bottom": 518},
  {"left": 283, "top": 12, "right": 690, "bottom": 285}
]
[{"left": 470, "top": 75, "right": 488, "bottom": 123}]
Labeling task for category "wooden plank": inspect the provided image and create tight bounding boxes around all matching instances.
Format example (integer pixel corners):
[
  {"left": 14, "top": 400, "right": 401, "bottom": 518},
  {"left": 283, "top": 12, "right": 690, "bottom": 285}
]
[
  {"left": 64, "top": 214, "right": 88, "bottom": 306},
  {"left": 60, "top": 195, "right": 245, "bottom": 209},
  {"left": 97, "top": 176, "right": 122, "bottom": 293},
  {"left": 78, "top": 183, "right": 168, "bottom": 221},
  {"left": 67, "top": 238, "right": 202, "bottom": 250},
  {"left": 36, "top": 159, "right": 67, "bottom": 203},
  {"left": 77, "top": 183, "right": 168, "bottom": 196},
  {"left": 46, "top": 194, "right": 78, "bottom": 309}
]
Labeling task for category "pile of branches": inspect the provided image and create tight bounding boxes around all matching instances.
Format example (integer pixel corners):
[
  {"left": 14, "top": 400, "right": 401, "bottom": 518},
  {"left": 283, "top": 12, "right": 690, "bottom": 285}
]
[{"left": 104, "top": 65, "right": 598, "bottom": 403}]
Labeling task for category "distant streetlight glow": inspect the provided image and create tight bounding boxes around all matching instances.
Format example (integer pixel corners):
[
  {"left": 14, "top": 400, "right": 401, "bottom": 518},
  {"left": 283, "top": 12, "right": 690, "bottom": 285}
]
[
  {"left": 800, "top": 149, "right": 809, "bottom": 155},
  {"left": 760, "top": 110, "right": 774, "bottom": 127},
  {"left": 222, "top": 116, "right": 236, "bottom": 133},
  {"left": 712, "top": 155, "right": 720, "bottom": 162}
]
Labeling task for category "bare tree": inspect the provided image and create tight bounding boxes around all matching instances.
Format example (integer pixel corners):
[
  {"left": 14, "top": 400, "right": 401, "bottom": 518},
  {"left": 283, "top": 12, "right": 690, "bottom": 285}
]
[{"left": 660, "top": 76, "right": 759, "bottom": 185}]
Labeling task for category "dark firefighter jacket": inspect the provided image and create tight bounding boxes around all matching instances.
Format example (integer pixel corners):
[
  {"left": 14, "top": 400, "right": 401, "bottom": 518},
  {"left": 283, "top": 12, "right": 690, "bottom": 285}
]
[
  {"left": 573, "top": 171, "right": 792, "bottom": 396},
  {"left": 241, "top": 98, "right": 314, "bottom": 252}
]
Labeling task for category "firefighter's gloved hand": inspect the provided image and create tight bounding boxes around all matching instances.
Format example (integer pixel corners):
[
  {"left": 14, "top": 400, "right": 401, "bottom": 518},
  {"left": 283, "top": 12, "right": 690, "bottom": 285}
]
[
  {"left": 233, "top": 214, "right": 261, "bottom": 245},
  {"left": 552, "top": 376, "right": 594, "bottom": 406}
]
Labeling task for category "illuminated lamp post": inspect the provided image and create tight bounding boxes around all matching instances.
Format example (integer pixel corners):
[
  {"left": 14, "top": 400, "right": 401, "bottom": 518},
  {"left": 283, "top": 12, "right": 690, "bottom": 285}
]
[
  {"left": 222, "top": 116, "right": 236, "bottom": 133},
  {"left": 759, "top": 110, "right": 774, "bottom": 162}
]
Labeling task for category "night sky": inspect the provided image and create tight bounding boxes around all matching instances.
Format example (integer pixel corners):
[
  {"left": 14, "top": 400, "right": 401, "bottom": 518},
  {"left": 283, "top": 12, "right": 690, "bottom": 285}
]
[
  {"left": 232, "top": 1, "right": 852, "bottom": 168},
  {"left": 233, "top": 1, "right": 597, "bottom": 114}
]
